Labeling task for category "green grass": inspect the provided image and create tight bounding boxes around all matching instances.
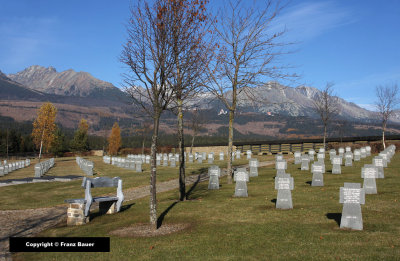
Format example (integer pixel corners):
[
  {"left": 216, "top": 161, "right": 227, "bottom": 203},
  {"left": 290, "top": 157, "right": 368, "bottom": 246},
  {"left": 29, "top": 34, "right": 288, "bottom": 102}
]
[
  {"left": 13, "top": 153, "right": 400, "bottom": 260},
  {"left": 0, "top": 155, "right": 272, "bottom": 210}
]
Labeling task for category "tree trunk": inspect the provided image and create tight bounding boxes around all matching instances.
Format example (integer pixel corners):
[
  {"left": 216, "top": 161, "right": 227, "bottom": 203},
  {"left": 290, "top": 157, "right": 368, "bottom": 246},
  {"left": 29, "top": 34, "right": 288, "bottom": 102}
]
[
  {"left": 323, "top": 124, "right": 327, "bottom": 150},
  {"left": 177, "top": 99, "right": 186, "bottom": 200},
  {"left": 190, "top": 134, "right": 195, "bottom": 154},
  {"left": 150, "top": 114, "right": 160, "bottom": 229},
  {"left": 227, "top": 109, "right": 235, "bottom": 184},
  {"left": 382, "top": 123, "right": 386, "bottom": 149},
  {"left": 38, "top": 129, "right": 45, "bottom": 163},
  {"left": 142, "top": 138, "right": 145, "bottom": 155}
]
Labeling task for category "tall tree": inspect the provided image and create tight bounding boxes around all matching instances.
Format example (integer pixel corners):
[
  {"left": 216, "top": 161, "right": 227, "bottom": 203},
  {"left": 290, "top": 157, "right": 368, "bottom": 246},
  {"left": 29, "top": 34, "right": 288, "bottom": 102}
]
[
  {"left": 166, "top": 0, "right": 212, "bottom": 201},
  {"left": 375, "top": 83, "right": 399, "bottom": 149},
  {"left": 312, "top": 82, "right": 340, "bottom": 149},
  {"left": 205, "top": 0, "right": 292, "bottom": 183},
  {"left": 121, "top": 0, "right": 176, "bottom": 229},
  {"left": 108, "top": 122, "right": 122, "bottom": 155},
  {"left": 188, "top": 109, "right": 205, "bottom": 154},
  {"left": 32, "top": 102, "right": 57, "bottom": 162},
  {"left": 72, "top": 118, "right": 90, "bottom": 152}
]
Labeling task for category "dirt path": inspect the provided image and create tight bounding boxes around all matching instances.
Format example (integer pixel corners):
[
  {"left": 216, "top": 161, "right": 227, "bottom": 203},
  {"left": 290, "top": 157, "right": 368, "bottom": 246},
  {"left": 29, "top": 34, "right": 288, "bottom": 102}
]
[{"left": 0, "top": 161, "right": 274, "bottom": 261}]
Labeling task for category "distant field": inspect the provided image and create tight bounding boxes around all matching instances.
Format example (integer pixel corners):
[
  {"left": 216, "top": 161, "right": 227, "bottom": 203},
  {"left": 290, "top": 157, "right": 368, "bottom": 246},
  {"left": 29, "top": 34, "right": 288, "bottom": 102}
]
[{"left": 14, "top": 153, "right": 400, "bottom": 260}]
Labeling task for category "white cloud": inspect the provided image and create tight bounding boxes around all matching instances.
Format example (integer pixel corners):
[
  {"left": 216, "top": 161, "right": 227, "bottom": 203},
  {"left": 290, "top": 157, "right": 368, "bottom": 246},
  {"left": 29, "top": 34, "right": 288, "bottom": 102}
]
[{"left": 271, "top": 1, "right": 356, "bottom": 42}]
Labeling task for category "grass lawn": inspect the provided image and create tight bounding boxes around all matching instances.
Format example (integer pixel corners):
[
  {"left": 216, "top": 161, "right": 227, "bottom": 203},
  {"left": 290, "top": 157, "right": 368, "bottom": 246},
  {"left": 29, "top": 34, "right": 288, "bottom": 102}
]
[
  {"left": 13, "top": 153, "right": 400, "bottom": 260},
  {"left": 0, "top": 155, "right": 272, "bottom": 210}
]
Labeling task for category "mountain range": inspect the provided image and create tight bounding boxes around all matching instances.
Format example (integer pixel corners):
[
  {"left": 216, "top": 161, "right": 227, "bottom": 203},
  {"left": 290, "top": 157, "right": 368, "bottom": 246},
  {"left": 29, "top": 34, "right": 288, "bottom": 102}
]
[{"left": 1, "top": 65, "right": 398, "bottom": 139}]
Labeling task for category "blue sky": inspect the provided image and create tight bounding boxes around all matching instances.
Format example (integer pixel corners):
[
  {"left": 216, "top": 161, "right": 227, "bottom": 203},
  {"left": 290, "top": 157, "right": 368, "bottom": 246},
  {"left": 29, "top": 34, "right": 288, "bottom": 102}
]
[{"left": 1, "top": 0, "right": 399, "bottom": 111}]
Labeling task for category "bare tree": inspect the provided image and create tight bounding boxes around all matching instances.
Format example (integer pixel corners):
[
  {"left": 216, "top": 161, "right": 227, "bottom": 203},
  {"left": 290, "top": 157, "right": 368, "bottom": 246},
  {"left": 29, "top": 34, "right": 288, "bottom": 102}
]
[
  {"left": 166, "top": 0, "right": 212, "bottom": 201},
  {"left": 204, "top": 0, "right": 292, "bottom": 183},
  {"left": 135, "top": 119, "right": 153, "bottom": 154},
  {"left": 187, "top": 109, "right": 205, "bottom": 153},
  {"left": 121, "top": 0, "right": 175, "bottom": 230},
  {"left": 312, "top": 82, "right": 340, "bottom": 149},
  {"left": 375, "top": 83, "right": 399, "bottom": 149}
]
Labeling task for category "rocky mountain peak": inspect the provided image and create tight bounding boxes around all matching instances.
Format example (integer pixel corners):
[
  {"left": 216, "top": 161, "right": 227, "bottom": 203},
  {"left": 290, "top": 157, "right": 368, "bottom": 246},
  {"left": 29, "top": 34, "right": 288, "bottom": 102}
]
[{"left": 7, "top": 65, "right": 121, "bottom": 98}]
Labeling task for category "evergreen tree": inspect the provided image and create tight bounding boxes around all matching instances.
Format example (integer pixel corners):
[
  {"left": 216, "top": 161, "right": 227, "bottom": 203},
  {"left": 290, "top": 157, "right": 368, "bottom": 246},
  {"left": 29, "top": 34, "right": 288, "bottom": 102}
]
[{"left": 71, "top": 119, "right": 89, "bottom": 152}]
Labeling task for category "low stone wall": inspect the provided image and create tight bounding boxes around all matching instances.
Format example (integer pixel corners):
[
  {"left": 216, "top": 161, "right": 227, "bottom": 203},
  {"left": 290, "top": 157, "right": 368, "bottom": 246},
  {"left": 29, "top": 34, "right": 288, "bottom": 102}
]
[{"left": 184, "top": 145, "right": 236, "bottom": 155}]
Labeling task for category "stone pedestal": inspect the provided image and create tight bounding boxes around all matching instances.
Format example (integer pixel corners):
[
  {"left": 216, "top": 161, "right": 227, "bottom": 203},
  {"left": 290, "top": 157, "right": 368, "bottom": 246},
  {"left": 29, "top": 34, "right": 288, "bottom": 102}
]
[{"left": 67, "top": 203, "right": 89, "bottom": 226}]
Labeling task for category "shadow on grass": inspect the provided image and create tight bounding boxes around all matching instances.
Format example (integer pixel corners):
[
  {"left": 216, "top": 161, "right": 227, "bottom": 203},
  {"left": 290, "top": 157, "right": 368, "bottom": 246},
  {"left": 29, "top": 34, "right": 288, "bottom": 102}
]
[
  {"left": 271, "top": 199, "right": 277, "bottom": 204},
  {"left": 157, "top": 174, "right": 203, "bottom": 229},
  {"left": 90, "top": 203, "right": 135, "bottom": 221},
  {"left": 326, "top": 213, "right": 341, "bottom": 226},
  {"left": 305, "top": 181, "right": 312, "bottom": 185}
]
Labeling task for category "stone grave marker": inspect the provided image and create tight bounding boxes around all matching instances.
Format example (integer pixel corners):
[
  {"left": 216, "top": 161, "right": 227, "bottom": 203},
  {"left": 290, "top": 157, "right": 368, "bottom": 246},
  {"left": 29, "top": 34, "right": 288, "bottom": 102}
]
[
  {"left": 361, "top": 164, "right": 378, "bottom": 194},
  {"left": 378, "top": 152, "right": 388, "bottom": 167},
  {"left": 234, "top": 168, "right": 249, "bottom": 197},
  {"left": 372, "top": 156, "right": 384, "bottom": 178},
  {"left": 219, "top": 152, "right": 224, "bottom": 161},
  {"left": 246, "top": 150, "right": 252, "bottom": 159},
  {"left": 301, "top": 155, "right": 310, "bottom": 171},
  {"left": 197, "top": 154, "right": 203, "bottom": 163},
  {"left": 202, "top": 152, "right": 207, "bottom": 161},
  {"left": 170, "top": 156, "right": 176, "bottom": 167},
  {"left": 311, "top": 162, "right": 324, "bottom": 186},
  {"left": 308, "top": 149, "right": 315, "bottom": 161},
  {"left": 135, "top": 160, "right": 142, "bottom": 172},
  {"left": 329, "top": 149, "right": 336, "bottom": 160},
  {"left": 317, "top": 152, "right": 325, "bottom": 163},
  {"left": 360, "top": 147, "right": 367, "bottom": 158},
  {"left": 208, "top": 153, "right": 214, "bottom": 164},
  {"left": 294, "top": 151, "right": 301, "bottom": 164},
  {"left": 275, "top": 154, "right": 283, "bottom": 161},
  {"left": 208, "top": 165, "right": 221, "bottom": 190},
  {"left": 275, "top": 174, "right": 294, "bottom": 209},
  {"left": 156, "top": 155, "right": 161, "bottom": 166},
  {"left": 145, "top": 155, "right": 150, "bottom": 164},
  {"left": 188, "top": 153, "right": 194, "bottom": 163},
  {"left": 163, "top": 154, "right": 168, "bottom": 166},
  {"left": 319, "top": 148, "right": 325, "bottom": 153},
  {"left": 236, "top": 150, "right": 241, "bottom": 159},
  {"left": 339, "top": 183, "right": 365, "bottom": 230},
  {"left": 331, "top": 156, "right": 342, "bottom": 174},
  {"left": 338, "top": 147, "right": 345, "bottom": 157},
  {"left": 276, "top": 160, "right": 287, "bottom": 176},
  {"left": 249, "top": 158, "right": 259, "bottom": 177},
  {"left": 366, "top": 146, "right": 371, "bottom": 156},
  {"left": 344, "top": 152, "right": 353, "bottom": 167},
  {"left": 354, "top": 149, "right": 361, "bottom": 161}
]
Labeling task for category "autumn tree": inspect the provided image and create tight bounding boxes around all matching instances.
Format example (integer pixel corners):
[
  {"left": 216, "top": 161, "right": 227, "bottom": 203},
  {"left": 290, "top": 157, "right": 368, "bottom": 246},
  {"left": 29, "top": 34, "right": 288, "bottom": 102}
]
[
  {"left": 205, "top": 0, "right": 293, "bottom": 183},
  {"left": 312, "top": 82, "right": 340, "bottom": 149},
  {"left": 166, "top": 0, "right": 212, "bottom": 201},
  {"left": 108, "top": 122, "right": 122, "bottom": 155},
  {"left": 72, "top": 118, "right": 89, "bottom": 152},
  {"left": 121, "top": 0, "right": 176, "bottom": 229},
  {"left": 32, "top": 102, "right": 57, "bottom": 162},
  {"left": 375, "top": 83, "right": 399, "bottom": 149}
]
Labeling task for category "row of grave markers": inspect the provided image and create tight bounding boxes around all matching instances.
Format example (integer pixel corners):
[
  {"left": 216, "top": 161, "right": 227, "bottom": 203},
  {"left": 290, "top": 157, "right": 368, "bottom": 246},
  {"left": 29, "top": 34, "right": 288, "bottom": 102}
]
[
  {"left": 0, "top": 159, "right": 31, "bottom": 177},
  {"left": 104, "top": 156, "right": 143, "bottom": 172},
  {"left": 34, "top": 158, "right": 55, "bottom": 178},
  {"left": 76, "top": 157, "right": 94, "bottom": 176},
  {"left": 207, "top": 158, "right": 259, "bottom": 198}
]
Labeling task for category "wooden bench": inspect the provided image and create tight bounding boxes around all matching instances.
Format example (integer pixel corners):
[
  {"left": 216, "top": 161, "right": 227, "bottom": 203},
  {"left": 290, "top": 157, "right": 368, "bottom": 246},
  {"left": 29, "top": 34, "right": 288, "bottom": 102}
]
[{"left": 65, "top": 177, "right": 124, "bottom": 225}]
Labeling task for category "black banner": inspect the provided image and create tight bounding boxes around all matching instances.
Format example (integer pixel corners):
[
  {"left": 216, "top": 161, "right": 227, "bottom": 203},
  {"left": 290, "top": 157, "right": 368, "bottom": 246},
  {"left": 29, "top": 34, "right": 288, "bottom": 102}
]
[{"left": 9, "top": 237, "right": 110, "bottom": 252}]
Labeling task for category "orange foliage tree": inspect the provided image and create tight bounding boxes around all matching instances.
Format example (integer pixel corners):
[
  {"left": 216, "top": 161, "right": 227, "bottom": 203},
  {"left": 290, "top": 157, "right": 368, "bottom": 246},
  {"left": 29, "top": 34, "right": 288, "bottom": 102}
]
[
  {"left": 108, "top": 122, "right": 121, "bottom": 155},
  {"left": 32, "top": 102, "right": 57, "bottom": 161}
]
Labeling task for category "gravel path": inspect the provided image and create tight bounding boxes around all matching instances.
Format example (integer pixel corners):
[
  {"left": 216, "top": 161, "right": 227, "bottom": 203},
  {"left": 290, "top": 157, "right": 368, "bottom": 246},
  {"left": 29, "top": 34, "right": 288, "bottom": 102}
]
[{"left": 0, "top": 161, "right": 274, "bottom": 260}]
